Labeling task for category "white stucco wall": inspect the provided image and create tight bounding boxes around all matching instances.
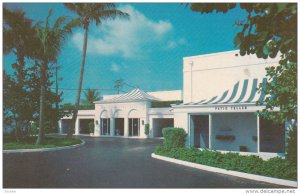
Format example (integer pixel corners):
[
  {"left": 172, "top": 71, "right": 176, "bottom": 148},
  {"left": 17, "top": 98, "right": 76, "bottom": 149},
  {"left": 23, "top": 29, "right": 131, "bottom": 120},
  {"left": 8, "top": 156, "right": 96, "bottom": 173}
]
[
  {"left": 183, "top": 50, "right": 280, "bottom": 103},
  {"left": 210, "top": 113, "right": 258, "bottom": 152},
  {"left": 94, "top": 101, "right": 149, "bottom": 138},
  {"left": 147, "top": 90, "right": 183, "bottom": 101}
]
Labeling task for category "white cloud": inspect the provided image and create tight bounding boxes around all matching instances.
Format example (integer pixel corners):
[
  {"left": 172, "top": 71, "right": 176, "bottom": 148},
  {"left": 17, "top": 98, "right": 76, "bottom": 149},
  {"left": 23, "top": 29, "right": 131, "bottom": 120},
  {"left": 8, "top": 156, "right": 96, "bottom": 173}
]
[
  {"left": 111, "top": 63, "right": 121, "bottom": 72},
  {"left": 165, "top": 38, "right": 187, "bottom": 50},
  {"left": 71, "top": 5, "right": 176, "bottom": 59}
]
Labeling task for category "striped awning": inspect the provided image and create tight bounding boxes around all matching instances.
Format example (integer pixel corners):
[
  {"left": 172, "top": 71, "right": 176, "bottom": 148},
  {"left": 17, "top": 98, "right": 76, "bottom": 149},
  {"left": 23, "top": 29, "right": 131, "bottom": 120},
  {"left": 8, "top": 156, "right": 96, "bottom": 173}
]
[
  {"left": 95, "top": 88, "right": 159, "bottom": 104},
  {"left": 183, "top": 78, "right": 267, "bottom": 106}
]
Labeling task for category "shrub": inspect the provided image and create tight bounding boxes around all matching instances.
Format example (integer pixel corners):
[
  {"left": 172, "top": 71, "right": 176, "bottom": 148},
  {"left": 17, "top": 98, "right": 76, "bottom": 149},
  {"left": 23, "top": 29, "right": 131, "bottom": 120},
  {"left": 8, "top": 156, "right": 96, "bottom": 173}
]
[
  {"left": 144, "top": 124, "right": 150, "bottom": 136},
  {"left": 286, "top": 128, "right": 297, "bottom": 167},
  {"left": 162, "top": 127, "right": 186, "bottom": 148},
  {"left": 30, "top": 122, "right": 38, "bottom": 136},
  {"left": 88, "top": 122, "right": 94, "bottom": 133},
  {"left": 154, "top": 146, "right": 297, "bottom": 180}
]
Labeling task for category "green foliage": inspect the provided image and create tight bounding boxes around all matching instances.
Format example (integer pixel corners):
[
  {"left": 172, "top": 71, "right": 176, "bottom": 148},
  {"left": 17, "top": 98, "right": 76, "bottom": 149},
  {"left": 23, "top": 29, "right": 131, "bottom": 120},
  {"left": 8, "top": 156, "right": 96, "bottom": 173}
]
[
  {"left": 144, "top": 124, "right": 150, "bottom": 136},
  {"left": 60, "top": 103, "right": 94, "bottom": 114},
  {"left": 286, "top": 128, "right": 297, "bottom": 166},
  {"left": 30, "top": 122, "right": 38, "bottom": 136},
  {"left": 81, "top": 88, "right": 101, "bottom": 105},
  {"left": 34, "top": 10, "right": 75, "bottom": 144},
  {"left": 189, "top": 3, "right": 297, "bottom": 123},
  {"left": 3, "top": 136, "right": 81, "bottom": 150},
  {"left": 162, "top": 127, "right": 186, "bottom": 148},
  {"left": 88, "top": 122, "right": 95, "bottom": 133},
  {"left": 151, "top": 101, "right": 183, "bottom": 108},
  {"left": 155, "top": 146, "right": 297, "bottom": 180}
]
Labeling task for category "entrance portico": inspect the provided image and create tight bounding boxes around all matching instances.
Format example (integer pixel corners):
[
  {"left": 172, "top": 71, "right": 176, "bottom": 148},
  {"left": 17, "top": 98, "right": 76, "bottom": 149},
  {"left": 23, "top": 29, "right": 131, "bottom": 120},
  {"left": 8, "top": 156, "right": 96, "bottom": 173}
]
[{"left": 93, "top": 88, "right": 159, "bottom": 138}]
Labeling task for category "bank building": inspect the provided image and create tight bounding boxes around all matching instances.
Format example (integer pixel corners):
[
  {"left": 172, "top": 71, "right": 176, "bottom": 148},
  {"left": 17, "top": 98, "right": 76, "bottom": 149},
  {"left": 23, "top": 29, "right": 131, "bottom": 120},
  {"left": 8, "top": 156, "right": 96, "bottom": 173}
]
[{"left": 59, "top": 50, "right": 292, "bottom": 160}]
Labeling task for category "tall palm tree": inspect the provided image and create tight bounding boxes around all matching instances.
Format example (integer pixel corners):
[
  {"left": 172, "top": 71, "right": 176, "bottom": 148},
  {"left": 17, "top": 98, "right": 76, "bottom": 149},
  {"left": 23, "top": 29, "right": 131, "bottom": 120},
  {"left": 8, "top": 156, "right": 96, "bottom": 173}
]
[
  {"left": 34, "top": 9, "right": 76, "bottom": 144},
  {"left": 64, "top": 3, "right": 129, "bottom": 138},
  {"left": 82, "top": 88, "right": 101, "bottom": 105}
]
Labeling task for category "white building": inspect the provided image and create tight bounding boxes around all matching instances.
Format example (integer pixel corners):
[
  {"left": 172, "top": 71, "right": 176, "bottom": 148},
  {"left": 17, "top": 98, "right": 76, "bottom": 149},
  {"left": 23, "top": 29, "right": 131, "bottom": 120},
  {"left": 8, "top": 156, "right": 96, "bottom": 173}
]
[
  {"left": 59, "top": 50, "right": 287, "bottom": 159},
  {"left": 59, "top": 89, "right": 182, "bottom": 138}
]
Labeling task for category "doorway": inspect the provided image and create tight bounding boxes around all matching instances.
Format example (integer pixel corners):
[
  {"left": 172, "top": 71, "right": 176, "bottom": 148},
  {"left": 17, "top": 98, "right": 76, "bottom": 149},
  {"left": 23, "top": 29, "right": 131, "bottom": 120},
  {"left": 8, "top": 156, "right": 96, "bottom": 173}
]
[
  {"left": 115, "top": 118, "right": 124, "bottom": 136},
  {"left": 100, "top": 118, "right": 110, "bottom": 135},
  {"left": 190, "top": 115, "right": 209, "bottom": 148},
  {"left": 129, "top": 118, "right": 140, "bottom": 136}
]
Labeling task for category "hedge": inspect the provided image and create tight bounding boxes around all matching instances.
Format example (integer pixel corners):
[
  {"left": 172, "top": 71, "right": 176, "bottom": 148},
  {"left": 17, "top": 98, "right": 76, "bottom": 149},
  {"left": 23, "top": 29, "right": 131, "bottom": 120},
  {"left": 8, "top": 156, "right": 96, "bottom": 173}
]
[
  {"left": 154, "top": 146, "right": 297, "bottom": 181},
  {"left": 162, "top": 127, "right": 186, "bottom": 148}
]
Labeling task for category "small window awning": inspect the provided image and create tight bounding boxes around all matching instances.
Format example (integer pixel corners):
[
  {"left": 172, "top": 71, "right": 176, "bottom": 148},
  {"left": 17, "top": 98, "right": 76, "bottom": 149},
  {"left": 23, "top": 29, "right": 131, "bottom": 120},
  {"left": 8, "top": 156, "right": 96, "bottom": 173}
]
[
  {"left": 94, "top": 88, "right": 159, "bottom": 104},
  {"left": 183, "top": 78, "right": 267, "bottom": 106}
]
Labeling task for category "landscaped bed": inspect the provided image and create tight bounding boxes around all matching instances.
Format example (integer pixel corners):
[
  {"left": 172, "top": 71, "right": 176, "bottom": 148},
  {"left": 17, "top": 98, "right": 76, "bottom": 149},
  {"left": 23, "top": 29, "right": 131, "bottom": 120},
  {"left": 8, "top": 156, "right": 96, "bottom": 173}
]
[
  {"left": 3, "top": 136, "right": 82, "bottom": 150},
  {"left": 155, "top": 146, "right": 297, "bottom": 181}
]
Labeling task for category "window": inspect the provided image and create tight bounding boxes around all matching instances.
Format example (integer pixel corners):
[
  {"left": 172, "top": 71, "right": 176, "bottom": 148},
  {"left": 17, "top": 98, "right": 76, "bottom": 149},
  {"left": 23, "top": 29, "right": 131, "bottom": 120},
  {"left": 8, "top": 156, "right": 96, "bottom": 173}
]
[{"left": 259, "top": 118, "right": 285, "bottom": 153}]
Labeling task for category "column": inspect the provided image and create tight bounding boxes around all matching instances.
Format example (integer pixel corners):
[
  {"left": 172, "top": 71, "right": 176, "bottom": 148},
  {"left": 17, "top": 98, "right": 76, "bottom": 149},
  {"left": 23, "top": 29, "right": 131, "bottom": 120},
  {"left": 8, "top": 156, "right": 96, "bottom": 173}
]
[
  {"left": 94, "top": 119, "right": 100, "bottom": 136},
  {"left": 58, "top": 120, "right": 62, "bottom": 134},
  {"left": 190, "top": 61, "right": 193, "bottom": 102},
  {"left": 209, "top": 114, "right": 212, "bottom": 149},
  {"left": 110, "top": 118, "right": 115, "bottom": 136},
  {"left": 75, "top": 118, "right": 79, "bottom": 135},
  {"left": 124, "top": 117, "right": 129, "bottom": 137}
]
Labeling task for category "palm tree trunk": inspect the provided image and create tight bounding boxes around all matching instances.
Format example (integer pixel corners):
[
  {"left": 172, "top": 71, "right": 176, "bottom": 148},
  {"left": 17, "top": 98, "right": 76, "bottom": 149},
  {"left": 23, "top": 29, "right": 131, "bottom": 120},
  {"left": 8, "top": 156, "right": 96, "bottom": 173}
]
[
  {"left": 36, "top": 62, "right": 46, "bottom": 144},
  {"left": 68, "top": 27, "right": 88, "bottom": 138}
]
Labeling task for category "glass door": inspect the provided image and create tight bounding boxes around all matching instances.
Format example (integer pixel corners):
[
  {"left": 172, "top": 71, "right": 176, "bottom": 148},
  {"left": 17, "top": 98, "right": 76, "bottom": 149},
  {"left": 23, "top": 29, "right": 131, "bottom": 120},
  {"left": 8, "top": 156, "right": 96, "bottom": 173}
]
[
  {"left": 101, "top": 118, "right": 110, "bottom": 135},
  {"left": 191, "top": 115, "right": 209, "bottom": 148},
  {"left": 129, "top": 118, "right": 140, "bottom": 136}
]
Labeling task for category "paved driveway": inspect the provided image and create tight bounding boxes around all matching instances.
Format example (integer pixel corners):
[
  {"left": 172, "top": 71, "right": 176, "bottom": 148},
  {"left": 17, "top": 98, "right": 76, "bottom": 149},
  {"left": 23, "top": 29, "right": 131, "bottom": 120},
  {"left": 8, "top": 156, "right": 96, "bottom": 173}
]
[{"left": 3, "top": 136, "right": 284, "bottom": 188}]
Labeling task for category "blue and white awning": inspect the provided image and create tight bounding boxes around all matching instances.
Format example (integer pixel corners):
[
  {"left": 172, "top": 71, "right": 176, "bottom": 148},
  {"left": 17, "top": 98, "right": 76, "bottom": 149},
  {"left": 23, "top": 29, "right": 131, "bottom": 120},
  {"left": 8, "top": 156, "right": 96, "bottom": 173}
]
[{"left": 184, "top": 78, "right": 267, "bottom": 106}]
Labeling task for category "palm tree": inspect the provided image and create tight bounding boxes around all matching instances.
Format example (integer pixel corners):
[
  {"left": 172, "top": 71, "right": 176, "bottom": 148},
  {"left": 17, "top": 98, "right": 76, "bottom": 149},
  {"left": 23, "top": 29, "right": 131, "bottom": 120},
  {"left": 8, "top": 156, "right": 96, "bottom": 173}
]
[
  {"left": 82, "top": 88, "right": 101, "bottom": 105},
  {"left": 64, "top": 3, "right": 129, "bottom": 138},
  {"left": 34, "top": 9, "right": 76, "bottom": 144}
]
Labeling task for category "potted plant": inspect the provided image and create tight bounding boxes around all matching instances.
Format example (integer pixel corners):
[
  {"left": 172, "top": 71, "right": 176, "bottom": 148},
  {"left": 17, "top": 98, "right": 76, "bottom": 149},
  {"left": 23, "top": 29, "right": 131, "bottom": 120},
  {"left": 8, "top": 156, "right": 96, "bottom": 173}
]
[{"left": 89, "top": 122, "right": 95, "bottom": 136}]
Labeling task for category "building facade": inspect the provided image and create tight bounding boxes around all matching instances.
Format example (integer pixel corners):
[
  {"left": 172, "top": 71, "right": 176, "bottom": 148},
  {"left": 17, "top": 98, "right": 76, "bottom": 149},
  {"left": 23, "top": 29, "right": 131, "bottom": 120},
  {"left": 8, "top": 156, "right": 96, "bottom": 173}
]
[{"left": 59, "top": 50, "right": 288, "bottom": 159}]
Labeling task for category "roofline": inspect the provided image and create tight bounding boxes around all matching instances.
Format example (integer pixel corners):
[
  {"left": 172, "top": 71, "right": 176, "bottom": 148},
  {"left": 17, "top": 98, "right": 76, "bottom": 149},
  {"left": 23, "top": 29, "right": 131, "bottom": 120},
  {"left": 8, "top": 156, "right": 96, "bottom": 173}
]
[
  {"left": 183, "top": 49, "right": 240, "bottom": 60},
  {"left": 94, "top": 99, "right": 155, "bottom": 104},
  {"left": 171, "top": 102, "right": 264, "bottom": 108}
]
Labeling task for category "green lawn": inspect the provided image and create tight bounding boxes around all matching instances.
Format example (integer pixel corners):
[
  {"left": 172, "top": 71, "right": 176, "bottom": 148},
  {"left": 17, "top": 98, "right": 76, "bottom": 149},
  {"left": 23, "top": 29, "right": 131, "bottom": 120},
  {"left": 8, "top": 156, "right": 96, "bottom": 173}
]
[{"left": 3, "top": 136, "right": 82, "bottom": 150}]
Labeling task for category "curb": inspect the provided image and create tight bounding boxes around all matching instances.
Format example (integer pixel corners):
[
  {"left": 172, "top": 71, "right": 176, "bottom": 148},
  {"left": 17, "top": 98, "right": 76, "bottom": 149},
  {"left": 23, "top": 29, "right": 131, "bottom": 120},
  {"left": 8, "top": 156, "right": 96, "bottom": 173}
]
[
  {"left": 3, "top": 139, "right": 85, "bottom": 154},
  {"left": 151, "top": 153, "right": 297, "bottom": 187}
]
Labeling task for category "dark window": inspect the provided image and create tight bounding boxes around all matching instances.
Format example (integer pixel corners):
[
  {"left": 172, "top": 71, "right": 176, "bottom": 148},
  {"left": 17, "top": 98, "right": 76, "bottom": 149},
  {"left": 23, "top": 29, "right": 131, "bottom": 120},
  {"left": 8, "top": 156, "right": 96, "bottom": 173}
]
[{"left": 259, "top": 118, "right": 285, "bottom": 153}]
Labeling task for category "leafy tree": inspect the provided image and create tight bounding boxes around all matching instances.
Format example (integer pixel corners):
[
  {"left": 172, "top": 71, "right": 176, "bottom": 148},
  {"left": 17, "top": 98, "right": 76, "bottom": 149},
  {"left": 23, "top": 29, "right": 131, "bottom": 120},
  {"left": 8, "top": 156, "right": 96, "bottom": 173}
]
[
  {"left": 34, "top": 9, "right": 75, "bottom": 144},
  {"left": 188, "top": 3, "right": 297, "bottom": 124},
  {"left": 81, "top": 88, "right": 101, "bottom": 105},
  {"left": 3, "top": 7, "right": 38, "bottom": 139},
  {"left": 64, "top": 3, "right": 129, "bottom": 138}
]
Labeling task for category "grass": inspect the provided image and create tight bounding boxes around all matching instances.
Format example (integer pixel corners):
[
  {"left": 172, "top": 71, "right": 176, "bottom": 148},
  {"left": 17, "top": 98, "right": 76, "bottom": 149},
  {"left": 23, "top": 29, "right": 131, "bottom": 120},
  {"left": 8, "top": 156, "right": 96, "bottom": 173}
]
[{"left": 3, "top": 136, "right": 82, "bottom": 150}]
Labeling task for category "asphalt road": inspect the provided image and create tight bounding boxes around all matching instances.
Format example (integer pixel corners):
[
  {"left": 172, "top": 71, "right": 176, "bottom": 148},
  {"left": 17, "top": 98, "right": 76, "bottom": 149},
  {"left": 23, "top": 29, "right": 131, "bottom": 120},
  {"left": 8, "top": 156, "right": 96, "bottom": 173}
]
[{"left": 3, "top": 136, "right": 285, "bottom": 188}]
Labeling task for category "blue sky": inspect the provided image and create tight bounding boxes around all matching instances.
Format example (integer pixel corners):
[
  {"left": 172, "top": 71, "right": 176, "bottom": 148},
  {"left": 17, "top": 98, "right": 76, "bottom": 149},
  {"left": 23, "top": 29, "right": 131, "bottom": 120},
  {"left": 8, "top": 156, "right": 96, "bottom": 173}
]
[{"left": 3, "top": 3, "right": 247, "bottom": 103}]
